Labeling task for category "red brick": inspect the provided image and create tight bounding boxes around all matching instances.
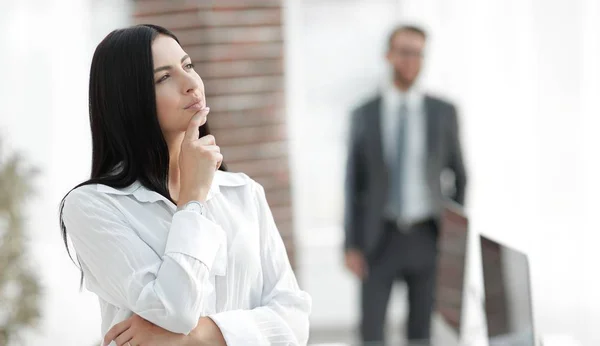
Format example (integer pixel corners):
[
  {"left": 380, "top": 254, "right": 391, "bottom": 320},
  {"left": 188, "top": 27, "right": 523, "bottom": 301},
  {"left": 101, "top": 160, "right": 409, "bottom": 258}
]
[
  {"left": 135, "top": 9, "right": 282, "bottom": 30},
  {"left": 208, "top": 107, "right": 285, "bottom": 130},
  {"left": 264, "top": 189, "right": 292, "bottom": 208},
  {"left": 133, "top": 0, "right": 200, "bottom": 17},
  {"left": 133, "top": 0, "right": 281, "bottom": 17},
  {"left": 195, "top": 59, "right": 283, "bottom": 79},
  {"left": 220, "top": 141, "right": 287, "bottom": 162},
  {"left": 134, "top": 11, "right": 202, "bottom": 28},
  {"left": 252, "top": 174, "right": 289, "bottom": 190},
  {"left": 270, "top": 205, "right": 293, "bottom": 221},
  {"left": 226, "top": 157, "right": 290, "bottom": 177},
  {"left": 199, "top": 9, "right": 282, "bottom": 27},
  {"left": 205, "top": 0, "right": 282, "bottom": 11},
  {"left": 277, "top": 221, "right": 295, "bottom": 239},
  {"left": 208, "top": 92, "right": 284, "bottom": 113},
  {"left": 204, "top": 76, "right": 283, "bottom": 96},
  {"left": 175, "top": 26, "right": 283, "bottom": 45},
  {"left": 212, "top": 124, "right": 287, "bottom": 146},
  {"left": 186, "top": 43, "right": 283, "bottom": 62}
]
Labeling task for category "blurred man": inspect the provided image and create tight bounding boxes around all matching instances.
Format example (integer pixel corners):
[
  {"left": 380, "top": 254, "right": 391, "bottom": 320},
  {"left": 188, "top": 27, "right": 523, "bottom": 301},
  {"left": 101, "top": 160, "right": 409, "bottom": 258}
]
[{"left": 344, "top": 25, "right": 467, "bottom": 345}]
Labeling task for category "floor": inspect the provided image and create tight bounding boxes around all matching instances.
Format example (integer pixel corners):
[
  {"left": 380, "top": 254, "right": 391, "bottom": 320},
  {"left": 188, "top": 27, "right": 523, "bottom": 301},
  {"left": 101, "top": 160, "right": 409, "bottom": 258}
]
[
  {"left": 308, "top": 327, "right": 402, "bottom": 346},
  {"left": 307, "top": 316, "right": 461, "bottom": 346}
]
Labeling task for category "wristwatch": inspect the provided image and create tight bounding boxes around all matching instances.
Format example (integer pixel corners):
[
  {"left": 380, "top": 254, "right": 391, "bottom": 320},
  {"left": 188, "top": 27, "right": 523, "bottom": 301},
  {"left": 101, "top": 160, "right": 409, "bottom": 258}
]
[{"left": 176, "top": 200, "right": 205, "bottom": 216}]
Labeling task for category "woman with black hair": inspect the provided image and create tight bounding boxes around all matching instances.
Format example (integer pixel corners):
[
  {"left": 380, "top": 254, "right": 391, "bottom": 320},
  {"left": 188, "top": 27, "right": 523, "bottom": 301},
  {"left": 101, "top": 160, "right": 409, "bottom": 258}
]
[{"left": 60, "top": 24, "right": 311, "bottom": 346}]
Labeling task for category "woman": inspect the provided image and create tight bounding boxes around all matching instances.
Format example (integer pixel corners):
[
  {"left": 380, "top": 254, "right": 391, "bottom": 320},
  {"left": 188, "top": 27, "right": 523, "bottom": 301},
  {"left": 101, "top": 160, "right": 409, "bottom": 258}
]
[{"left": 60, "top": 24, "right": 311, "bottom": 346}]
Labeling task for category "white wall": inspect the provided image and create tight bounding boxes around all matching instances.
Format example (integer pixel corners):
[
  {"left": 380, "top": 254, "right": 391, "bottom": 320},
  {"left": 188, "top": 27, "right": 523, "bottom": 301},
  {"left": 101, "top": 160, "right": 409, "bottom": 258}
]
[
  {"left": 0, "top": 1, "right": 130, "bottom": 344},
  {"left": 287, "top": 0, "right": 600, "bottom": 345},
  {"left": 284, "top": 0, "right": 411, "bottom": 330}
]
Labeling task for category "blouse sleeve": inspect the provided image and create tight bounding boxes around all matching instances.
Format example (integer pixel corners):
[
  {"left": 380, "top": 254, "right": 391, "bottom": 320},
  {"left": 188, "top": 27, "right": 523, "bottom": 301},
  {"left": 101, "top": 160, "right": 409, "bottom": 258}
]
[
  {"left": 63, "top": 187, "right": 227, "bottom": 335},
  {"left": 208, "top": 182, "right": 312, "bottom": 345}
]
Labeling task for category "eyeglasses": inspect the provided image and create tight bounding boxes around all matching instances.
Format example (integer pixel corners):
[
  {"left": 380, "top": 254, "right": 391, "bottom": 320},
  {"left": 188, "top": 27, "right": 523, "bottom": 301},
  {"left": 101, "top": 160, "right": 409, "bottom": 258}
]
[{"left": 391, "top": 48, "right": 424, "bottom": 59}]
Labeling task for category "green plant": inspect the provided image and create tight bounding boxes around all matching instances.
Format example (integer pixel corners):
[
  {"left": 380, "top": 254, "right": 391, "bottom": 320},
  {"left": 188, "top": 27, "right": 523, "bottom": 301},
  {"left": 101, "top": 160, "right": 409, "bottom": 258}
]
[{"left": 0, "top": 137, "right": 42, "bottom": 345}]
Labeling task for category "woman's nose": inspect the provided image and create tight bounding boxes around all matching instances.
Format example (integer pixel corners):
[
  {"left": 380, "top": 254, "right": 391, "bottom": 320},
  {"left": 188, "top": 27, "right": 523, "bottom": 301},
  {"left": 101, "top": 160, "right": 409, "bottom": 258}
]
[{"left": 183, "top": 75, "right": 200, "bottom": 94}]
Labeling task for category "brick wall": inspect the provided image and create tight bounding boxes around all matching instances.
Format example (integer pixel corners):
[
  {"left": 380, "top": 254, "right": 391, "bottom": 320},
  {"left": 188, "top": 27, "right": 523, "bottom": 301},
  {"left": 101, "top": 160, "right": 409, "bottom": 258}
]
[{"left": 132, "top": 0, "right": 296, "bottom": 266}]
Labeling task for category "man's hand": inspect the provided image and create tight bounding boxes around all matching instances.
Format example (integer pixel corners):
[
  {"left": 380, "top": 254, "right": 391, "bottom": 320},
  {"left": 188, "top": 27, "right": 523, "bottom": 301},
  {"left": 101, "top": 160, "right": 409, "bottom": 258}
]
[
  {"left": 345, "top": 248, "right": 368, "bottom": 280},
  {"left": 103, "top": 314, "right": 187, "bottom": 346}
]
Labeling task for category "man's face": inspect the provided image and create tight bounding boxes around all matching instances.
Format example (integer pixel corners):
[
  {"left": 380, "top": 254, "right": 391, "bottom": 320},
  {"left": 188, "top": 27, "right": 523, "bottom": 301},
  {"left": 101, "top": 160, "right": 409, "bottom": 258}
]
[{"left": 386, "top": 31, "right": 426, "bottom": 86}]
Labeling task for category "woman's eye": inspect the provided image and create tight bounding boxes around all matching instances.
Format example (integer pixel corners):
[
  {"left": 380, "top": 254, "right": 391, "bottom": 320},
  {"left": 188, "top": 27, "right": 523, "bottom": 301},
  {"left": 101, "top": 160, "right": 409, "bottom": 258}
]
[
  {"left": 184, "top": 63, "right": 195, "bottom": 70},
  {"left": 156, "top": 74, "right": 170, "bottom": 83}
]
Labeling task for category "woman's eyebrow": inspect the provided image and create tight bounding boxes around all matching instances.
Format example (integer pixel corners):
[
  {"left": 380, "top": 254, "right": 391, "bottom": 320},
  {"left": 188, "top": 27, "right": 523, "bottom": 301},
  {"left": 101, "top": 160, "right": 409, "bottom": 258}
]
[{"left": 153, "top": 54, "right": 190, "bottom": 73}]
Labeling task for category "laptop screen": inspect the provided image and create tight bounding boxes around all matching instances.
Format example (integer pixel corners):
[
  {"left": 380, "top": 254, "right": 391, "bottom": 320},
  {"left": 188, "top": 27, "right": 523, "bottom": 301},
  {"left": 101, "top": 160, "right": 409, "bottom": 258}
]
[
  {"left": 435, "top": 203, "right": 469, "bottom": 335},
  {"left": 480, "top": 235, "right": 535, "bottom": 346}
]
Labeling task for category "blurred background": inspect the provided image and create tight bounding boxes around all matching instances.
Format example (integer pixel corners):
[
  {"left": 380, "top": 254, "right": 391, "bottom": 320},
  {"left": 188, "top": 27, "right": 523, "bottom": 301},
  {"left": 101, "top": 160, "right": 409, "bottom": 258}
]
[{"left": 0, "top": 0, "right": 599, "bottom": 345}]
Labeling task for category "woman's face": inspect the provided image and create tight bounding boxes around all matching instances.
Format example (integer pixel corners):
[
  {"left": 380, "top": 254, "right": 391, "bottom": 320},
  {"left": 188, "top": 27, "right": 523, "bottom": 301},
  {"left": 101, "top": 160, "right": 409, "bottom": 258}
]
[{"left": 152, "top": 35, "right": 206, "bottom": 137}]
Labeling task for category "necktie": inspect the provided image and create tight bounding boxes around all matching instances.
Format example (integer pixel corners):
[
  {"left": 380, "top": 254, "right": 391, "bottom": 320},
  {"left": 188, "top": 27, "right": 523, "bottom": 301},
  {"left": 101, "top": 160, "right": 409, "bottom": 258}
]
[{"left": 390, "top": 101, "right": 408, "bottom": 220}]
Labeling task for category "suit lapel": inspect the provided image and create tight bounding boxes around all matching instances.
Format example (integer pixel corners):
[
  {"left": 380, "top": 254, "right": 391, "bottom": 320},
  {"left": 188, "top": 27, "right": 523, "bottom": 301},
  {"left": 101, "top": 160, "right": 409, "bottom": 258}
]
[
  {"left": 369, "top": 96, "right": 387, "bottom": 171},
  {"left": 424, "top": 95, "right": 439, "bottom": 173}
]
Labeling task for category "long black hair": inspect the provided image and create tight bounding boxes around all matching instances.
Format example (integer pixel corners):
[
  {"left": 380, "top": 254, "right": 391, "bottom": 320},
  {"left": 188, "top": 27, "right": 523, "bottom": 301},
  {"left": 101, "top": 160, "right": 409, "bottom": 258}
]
[{"left": 59, "top": 24, "right": 225, "bottom": 283}]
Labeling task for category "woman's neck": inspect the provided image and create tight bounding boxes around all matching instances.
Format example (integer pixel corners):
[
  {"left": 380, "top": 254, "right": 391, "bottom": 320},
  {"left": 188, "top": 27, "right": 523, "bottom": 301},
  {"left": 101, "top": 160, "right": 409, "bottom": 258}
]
[{"left": 165, "top": 132, "right": 185, "bottom": 201}]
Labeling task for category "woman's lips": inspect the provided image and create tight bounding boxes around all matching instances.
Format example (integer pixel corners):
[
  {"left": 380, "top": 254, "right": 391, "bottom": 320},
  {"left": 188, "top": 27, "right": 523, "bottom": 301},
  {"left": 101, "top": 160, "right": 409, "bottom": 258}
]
[{"left": 185, "top": 102, "right": 206, "bottom": 111}]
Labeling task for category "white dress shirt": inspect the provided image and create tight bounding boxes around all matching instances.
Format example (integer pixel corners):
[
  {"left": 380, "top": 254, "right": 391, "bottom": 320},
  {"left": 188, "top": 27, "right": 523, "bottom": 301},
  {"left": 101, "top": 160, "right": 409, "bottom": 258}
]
[
  {"left": 381, "top": 85, "right": 434, "bottom": 223},
  {"left": 62, "top": 171, "right": 311, "bottom": 345}
]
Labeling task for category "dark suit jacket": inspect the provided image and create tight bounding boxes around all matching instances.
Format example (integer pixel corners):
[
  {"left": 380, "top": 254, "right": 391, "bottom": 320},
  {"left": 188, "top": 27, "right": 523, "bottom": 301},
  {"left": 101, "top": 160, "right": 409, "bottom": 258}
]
[{"left": 344, "top": 94, "right": 467, "bottom": 257}]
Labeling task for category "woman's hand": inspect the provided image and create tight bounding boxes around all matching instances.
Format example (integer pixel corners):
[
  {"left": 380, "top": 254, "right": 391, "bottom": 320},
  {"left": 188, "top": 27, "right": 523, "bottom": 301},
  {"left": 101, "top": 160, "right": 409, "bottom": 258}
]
[
  {"left": 178, "top": 108, "right": 223, "bottom": 205},
  {"left": 103, "top": 315, "right": 226, "bottom": 346},
  {"left": 190, "top": 317, "right": 227, "bottom": 346},
  {"left": 103, "top": 314, "right": 188, "bottom": 346}
]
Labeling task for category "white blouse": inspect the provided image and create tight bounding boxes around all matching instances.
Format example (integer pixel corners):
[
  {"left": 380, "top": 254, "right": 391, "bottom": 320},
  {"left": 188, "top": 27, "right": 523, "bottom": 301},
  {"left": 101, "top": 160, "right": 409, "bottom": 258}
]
[{"left": 62, "top": 171, "right": 311, "bottom": 346}]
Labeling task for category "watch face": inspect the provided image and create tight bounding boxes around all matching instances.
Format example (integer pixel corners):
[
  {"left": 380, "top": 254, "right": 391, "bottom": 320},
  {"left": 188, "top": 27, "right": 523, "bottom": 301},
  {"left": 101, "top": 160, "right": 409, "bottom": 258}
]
[{"left": 185, "top": 202, "right": 203, "bottom": 213}]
